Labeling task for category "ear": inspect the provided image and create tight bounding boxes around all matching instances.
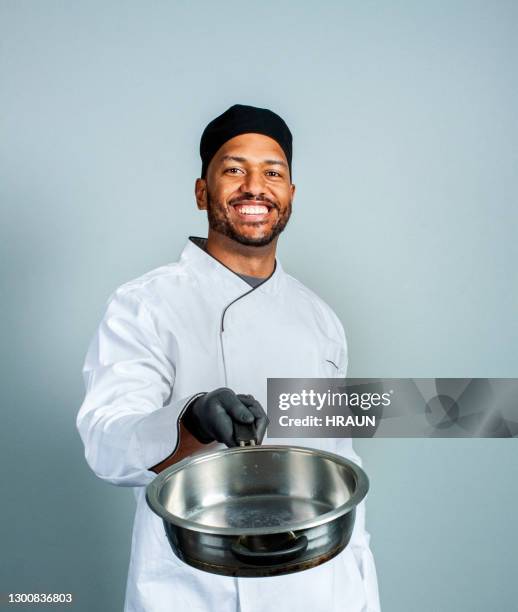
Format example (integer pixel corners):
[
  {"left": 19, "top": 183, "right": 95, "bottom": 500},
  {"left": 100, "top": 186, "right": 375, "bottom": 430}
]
[
  {"left": 290, "top": 182, "right": 296, "bottom": 201},
  {"left": 195, "top": 178, "right": 208, "bottom": 210}
]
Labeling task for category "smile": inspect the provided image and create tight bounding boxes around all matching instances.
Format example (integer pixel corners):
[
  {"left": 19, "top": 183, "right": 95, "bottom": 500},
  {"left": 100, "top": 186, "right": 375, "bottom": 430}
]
[
  {"left": 230, "top": 201, "right": 276, "bottom": 222},
  {"left": 235, "top": 204, "right": 270, "bottom": 215}
]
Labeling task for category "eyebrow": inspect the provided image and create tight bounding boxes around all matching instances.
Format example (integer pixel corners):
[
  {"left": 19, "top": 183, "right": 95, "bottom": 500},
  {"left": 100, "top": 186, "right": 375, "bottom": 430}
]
[{"left": 220, "top": 154, "right": 288, "bottom": 169}]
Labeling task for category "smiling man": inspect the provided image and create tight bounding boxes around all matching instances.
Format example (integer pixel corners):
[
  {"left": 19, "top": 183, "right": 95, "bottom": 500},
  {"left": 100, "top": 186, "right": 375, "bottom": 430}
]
[{"left": 77, "top": 104, "right": 380, "bottom": 612}]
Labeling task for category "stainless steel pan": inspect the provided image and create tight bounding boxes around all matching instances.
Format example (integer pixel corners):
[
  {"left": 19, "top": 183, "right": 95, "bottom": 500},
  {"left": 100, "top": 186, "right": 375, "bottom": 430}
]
[{"left": 146, "top": 426, "right": 369, "bottom": 577}]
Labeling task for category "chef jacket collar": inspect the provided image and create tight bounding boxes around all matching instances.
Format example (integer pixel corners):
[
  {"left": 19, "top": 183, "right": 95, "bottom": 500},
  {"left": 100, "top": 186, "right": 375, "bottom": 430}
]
[{"left": 180, "top": 236, "right": 284, "bottom": 296}]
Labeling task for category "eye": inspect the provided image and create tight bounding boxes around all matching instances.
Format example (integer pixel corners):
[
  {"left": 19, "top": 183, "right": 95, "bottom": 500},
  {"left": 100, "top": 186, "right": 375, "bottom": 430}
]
[
  {"left": 225, "top": 167, "right": 244, "bottom": 175},
  {"left": 266, "top": 170, "right": 282, "bottom": 177}
]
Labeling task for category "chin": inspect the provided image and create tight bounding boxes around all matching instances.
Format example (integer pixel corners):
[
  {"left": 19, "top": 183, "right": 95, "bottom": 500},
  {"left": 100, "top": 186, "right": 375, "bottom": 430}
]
[
  {"left": 223, "top": 222, "right": 274, "bottom": 247},
  {"left": 233, "top": 233, "right": 275, "bottom": 247}
]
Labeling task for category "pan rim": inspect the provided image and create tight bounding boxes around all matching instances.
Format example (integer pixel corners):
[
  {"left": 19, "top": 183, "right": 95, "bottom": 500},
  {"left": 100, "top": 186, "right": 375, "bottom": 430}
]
[{"left": 145, "top": 444, "right": 369, "bottom": 536}]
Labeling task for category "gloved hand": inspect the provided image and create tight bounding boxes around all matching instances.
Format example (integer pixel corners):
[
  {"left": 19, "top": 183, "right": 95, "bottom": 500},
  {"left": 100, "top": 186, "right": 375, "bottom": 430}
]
[{"left": 181, "top": 387, "right": 268, "bottom": 447}]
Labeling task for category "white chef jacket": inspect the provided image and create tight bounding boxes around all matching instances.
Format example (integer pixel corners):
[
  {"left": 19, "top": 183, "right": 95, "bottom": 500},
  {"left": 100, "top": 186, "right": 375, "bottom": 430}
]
[{"left": 77, "top": 237, "right": 381, "bottom": 612}]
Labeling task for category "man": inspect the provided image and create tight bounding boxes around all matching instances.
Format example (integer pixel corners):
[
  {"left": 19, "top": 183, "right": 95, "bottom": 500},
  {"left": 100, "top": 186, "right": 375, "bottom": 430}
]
[{"left": 77, "top": 104, "right": 381, "bottom": 611}]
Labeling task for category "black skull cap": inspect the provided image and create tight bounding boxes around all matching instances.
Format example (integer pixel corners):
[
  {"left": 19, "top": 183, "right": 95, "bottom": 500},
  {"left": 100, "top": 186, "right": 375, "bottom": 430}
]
[{"left": 199, "top": 104, "right": 293, "bottom": 179}]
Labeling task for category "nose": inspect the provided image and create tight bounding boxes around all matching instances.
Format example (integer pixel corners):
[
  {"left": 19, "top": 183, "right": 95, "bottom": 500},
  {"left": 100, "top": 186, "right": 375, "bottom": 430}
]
[{"left": 239, "top": 169, "right": 266, "bottom": 196}]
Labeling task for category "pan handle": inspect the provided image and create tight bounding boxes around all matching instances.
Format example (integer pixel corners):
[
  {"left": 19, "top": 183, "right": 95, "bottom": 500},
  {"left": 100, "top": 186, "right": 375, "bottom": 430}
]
[
  {"left": 233, "top": 413, "right": 270, "bottom": 447},
  {"left": 231, "top": 532, "right": 308, "bottom": 566},
  {"left": 233, "top": 421, "right": 258, "bottom": 446}
]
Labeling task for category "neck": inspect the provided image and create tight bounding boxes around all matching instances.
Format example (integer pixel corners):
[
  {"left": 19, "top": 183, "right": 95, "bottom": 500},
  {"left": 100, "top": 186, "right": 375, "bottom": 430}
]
[{"left": 205, "top": 230, "right": 277, "bottom": 277}]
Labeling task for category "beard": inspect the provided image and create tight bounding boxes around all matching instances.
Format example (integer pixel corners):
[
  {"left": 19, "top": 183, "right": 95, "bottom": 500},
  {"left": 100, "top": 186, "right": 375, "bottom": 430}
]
[{"left": 206, "top": 191, "right": 292, "bottom": 247}]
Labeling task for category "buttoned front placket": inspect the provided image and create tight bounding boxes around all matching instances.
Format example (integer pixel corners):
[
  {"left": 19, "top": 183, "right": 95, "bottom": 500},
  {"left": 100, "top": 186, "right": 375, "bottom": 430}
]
[
  {"left": 182, "top": 237, "right": 282, "bottom": 392},
  {"left": 181, "top": 239, "right": 292, "bottom": 612}
]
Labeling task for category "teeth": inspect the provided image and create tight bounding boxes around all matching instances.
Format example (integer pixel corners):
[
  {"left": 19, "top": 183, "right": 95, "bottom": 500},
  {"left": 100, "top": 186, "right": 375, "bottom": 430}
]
[{"left": 236, "top": 205, "right": 269, "bottom": 215}]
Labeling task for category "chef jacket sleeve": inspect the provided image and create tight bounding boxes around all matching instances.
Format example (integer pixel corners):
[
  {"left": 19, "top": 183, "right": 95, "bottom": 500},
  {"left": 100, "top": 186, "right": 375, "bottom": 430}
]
[
  {"left": 77, "top": 288, "right": 198, "bottom": 487},
  {"left": 334, "top": 319, "right": 381, "bottom": 611}
]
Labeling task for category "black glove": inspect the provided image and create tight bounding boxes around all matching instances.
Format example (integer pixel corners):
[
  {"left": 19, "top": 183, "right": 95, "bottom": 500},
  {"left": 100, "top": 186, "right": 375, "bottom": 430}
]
[{"left": 182, "top": 387, "right": 268, "bottom": 447}]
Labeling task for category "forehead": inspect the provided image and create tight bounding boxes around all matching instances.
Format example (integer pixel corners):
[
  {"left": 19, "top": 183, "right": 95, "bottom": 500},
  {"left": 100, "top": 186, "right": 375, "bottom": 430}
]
[{"left": 213, "top": 133, "right": 288, "bottom": 165}]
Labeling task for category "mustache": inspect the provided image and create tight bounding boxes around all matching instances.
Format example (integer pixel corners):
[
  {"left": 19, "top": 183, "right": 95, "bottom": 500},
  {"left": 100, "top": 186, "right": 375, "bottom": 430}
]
[{"left": 229, "top": 194, "right": 279, "bottom": 210}]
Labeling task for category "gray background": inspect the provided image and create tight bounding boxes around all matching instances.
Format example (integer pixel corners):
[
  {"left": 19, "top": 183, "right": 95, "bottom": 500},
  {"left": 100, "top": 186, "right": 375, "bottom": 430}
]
[{"left": 1, "top": 1, "right": 517, "bottom": 610}]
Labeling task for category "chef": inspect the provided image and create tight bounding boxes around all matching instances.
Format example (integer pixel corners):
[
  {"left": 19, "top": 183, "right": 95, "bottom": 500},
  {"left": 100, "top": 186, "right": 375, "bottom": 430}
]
[{"left": 77, "top": 104, "right": 381, "bottom": 611}]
